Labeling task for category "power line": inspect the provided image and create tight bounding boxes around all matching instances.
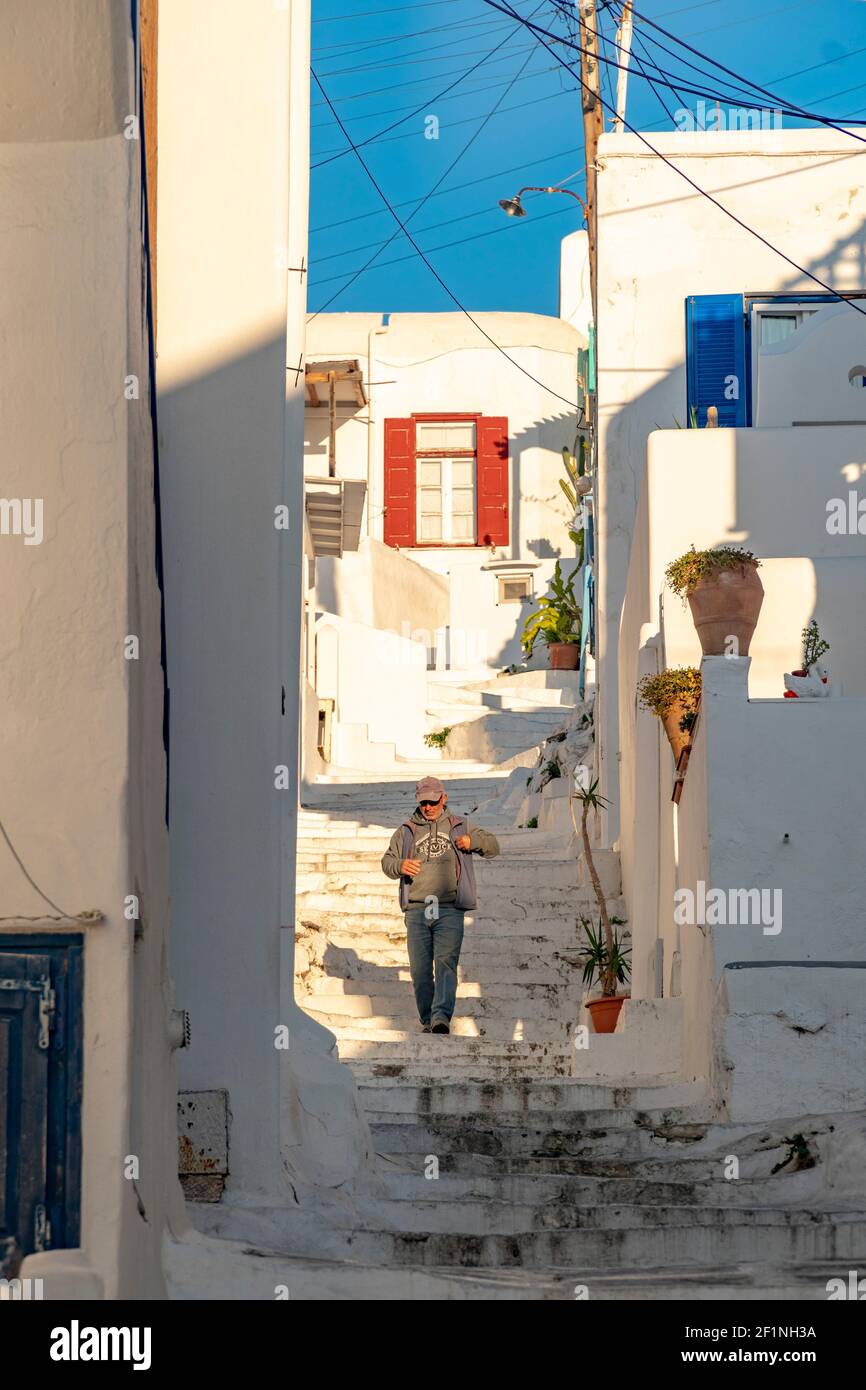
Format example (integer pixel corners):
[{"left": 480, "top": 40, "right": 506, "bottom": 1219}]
[
  {"left": 312, "top": 9, "right": 511, "bottom": 56},
  {"left": 310, "top": 61, "right": 559, "bottom": 130},
  {"left": 314, "top": 161, "right": 585, "bottom": 267},
  {"left": 542, "top": 0, "right": 866, "bottom": 133},
  {"left": 309, "top": 200, "right": 575, "bottom": 291},
  {"left": 558, "top": 6, "right": 866, "bottom": 127},
  {"left": 314, "top": 80, "right": 574, "bottom": 160},
  {"left": 310, "top": 66, "right": 584, "bottom": 411},
  {"left": 621, "top": 1, "right": 866, "bottom": 141},
  {"left": 313, "top": 0, "right": 469, "bottom": 22},
  {"left": 310, "top": 144, "right": 580, "bottom": 232},
  {"left": 317, "top": 23, "right": 523, "bottom": 79},
  {"left": 311, "top": 4, "right": 551, "bottom": 317},
  {"left": 483, "top": 0, "right": 866, "bottom": 318},
  {"left": 311, "top": 18, "right": 542, "bottom": 168}
]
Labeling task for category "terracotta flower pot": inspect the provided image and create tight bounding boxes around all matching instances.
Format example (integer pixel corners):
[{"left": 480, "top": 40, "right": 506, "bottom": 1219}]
[
  {"left": 660, "top": 699, "right": 692, "bottom": 765},
  {"left": 587, "top": 996, "right": 627, "bottom": 1033},
  {"left": 687, "top": 562, "right": 764, "bottom": 656},
  {"left": 548, "top": 642, "right": 579, "bottom": 670}
]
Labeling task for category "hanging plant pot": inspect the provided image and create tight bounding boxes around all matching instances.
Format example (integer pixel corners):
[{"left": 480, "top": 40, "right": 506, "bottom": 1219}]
[
  {"left": 587, "top": 996, "right": 627, "bottom": 1033},
  {"left": 637, "top": 667, "right": 701, "bottom": 767},
  {"left": 660, "top": 700, "right": 692, "bottom": 764},
  {"left": 687, "top": 561, "right": 764, "bottom": 656},
  {"left": 548, "top": 641, "right": 579, "bottom": 670}
]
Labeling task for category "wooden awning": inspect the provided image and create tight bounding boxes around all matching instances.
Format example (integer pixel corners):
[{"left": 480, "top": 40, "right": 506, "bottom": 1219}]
[{"left": 305, "top": 359, "right": 367, "bottom": 408}]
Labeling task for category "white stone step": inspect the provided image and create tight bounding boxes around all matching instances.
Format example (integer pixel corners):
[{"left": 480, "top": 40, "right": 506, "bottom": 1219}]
[
  {"left": 167, "top": 1233, "right": 849, "bottom": 1301},
  {"left": 186, "top": 1194, "right": 866, "bottom": 1273},
  {"left": 356, "top": 1078, "right": 705, "bottom": 1117},
  {"left": 306, "top": 989, "right": 580, "bottom": 1022},
  {"left": 296, "top": 865, "right": 580, "bottom": 891},
  {"left": 296, "top": 888, "right": 593, "bottom": 915},
  {"left": 336, "top": 1037, "right": 572, "bottom": 1065},
  {"left": 307, "top": 1012, "right": 575, "bottom": 1041}
]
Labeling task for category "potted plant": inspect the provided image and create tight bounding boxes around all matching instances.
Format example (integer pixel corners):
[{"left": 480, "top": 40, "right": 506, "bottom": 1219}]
[
  {"left": 522, "top": 560, "right": 582, "bottom": 670},
  {"left": 665, "top": 545, "right": 763, "bottom": 656},
  {"left": 637, "top": 667, "right": 702, "bottom": 764},
  {"left": 577, "top": 916, "right": 632, "bottom": 1033},
  {"left": 784, "top": 620, "right": 831, "bottom": 698},
  {"left": 569, "top": 777, "right": 630, "bottom": 1032}
]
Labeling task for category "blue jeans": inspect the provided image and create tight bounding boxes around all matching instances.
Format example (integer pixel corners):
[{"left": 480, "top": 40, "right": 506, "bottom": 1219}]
[{"left": 404, "top": 902, "right": 465, "bottom": 1025}]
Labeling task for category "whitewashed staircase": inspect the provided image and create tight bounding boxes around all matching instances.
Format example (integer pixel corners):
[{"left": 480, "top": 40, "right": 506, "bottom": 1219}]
[{"left": 271, "top": 750, "right": 866, "bottom": 1299}]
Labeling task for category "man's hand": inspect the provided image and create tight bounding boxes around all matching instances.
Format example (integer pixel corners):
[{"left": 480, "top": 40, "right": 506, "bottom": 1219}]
[
  {"left": 401, "top": 858, "right": 421, "bottom": 877},
  {"left": 455, "top": 834, "right": 471, "bottom": 851}
]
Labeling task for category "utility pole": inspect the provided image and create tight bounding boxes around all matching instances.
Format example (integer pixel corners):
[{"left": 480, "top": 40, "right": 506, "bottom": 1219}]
[
  {"left": 613, "top": 2, "right": 634, "bottom": 136},
  {"left": 577, "top": 0, "right": 603, "bottom": 324}
]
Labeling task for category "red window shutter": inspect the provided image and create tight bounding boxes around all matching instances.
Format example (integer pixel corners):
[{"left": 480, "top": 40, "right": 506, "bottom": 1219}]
[
  {"left": 476, "top": 416, "right": 509, "bottom": 547},
  {"left": 383, "top": 418, "right": 416, "bottom": 548}
]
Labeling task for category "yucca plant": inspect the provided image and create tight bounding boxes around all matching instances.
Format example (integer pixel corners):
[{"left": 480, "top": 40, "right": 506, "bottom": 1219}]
[
  {"left": 577, "top": 916, "right": 631, "bottom": 998},
  {"left": 570, "top": 775, "right": 614, "bottom": 954}
]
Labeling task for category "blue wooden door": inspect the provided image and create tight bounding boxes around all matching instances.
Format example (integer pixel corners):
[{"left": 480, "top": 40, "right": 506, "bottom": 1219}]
[{"left": 0, "top": 938, "right": 82, "bottom": 1276}]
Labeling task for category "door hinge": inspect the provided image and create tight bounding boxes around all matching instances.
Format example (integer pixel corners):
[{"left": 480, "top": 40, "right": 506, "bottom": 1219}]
[
  {"left": 33, "top": 1205, "right": 51, "bottom": 1253},
  {"left": 0, "top": 974, "right": 55, "bottom": 1048}
]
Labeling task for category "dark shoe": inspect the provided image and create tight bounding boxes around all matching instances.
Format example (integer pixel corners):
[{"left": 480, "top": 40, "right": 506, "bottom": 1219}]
[
  {"left": 431, "top": 1020, "right": 450, "bottom": 1035},
  {"left": 420, "top": 1023, "right": 432, "bottom": 1033}
]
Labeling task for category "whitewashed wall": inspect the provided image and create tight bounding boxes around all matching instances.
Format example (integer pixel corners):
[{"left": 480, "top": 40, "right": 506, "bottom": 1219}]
[
  {"left": 591, "top": 128, "right": 866, "bottom": 839},
  {"left": 157, "top": 0, "right": 372, "bottom": 1218},
  {"left": 619, "top": 425, "right": 866, "bottom": 1013},
  {"left": 678, "top": 661, "right": 866, "bottom": 1120},
  {"left": 2, "top": 0, "right": 176, "bottom": 1298},
  {"left": 305, "top": 312, "right": 584, "bottom": 674}
]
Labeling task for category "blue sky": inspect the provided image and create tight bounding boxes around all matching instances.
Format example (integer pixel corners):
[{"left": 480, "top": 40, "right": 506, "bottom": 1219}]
[{"left": 309, "top": 0, "right": 866, "bottom": 317}]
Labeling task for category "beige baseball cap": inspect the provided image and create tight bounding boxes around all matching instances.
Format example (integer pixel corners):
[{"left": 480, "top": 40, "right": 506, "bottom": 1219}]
[{"left": 415, "top": 776, "right": 445, "bottom": 801}]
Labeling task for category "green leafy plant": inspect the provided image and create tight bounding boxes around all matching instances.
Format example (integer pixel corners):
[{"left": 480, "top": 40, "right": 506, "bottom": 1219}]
[
  {"left": 526, "top": 816, "right": 538, "bottom": 829},
  {"left": 801, "top": 619, "right": 829, "bottom": 674},
  {"left": 577, "top": 915, "right": 631, "bottom": 998},
  {"left": 423, "top": 727, "right": 451, "bottom": 750},
  {"left": 637, "top": 667, "right": 702, "bottom": 721},
  {"left": 522, "top": 560, "right": 582, "bottom": 658},
  {"left": 665, "top": 545, "right": 760, "bottom": 600}
]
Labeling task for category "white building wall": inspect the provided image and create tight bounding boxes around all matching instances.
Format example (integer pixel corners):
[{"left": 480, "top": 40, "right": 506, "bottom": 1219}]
[
  {"left": 305, "top": 312, "right": 584, "bottom": 675},
  {"left": 592, "top": 128, "right": 866, "bottom": 840},
  {"left": 619, "top": 425, "right": 866, "bottom": 1022},
  {"left": 2, "top": 0, "right": 177, "bottom": 1298},
  {"left": 157, "top": 0, "right": 371, "bottom": 1210},
  {"left": 679, "top": 661, "right": 866, "bottom": 1121}
]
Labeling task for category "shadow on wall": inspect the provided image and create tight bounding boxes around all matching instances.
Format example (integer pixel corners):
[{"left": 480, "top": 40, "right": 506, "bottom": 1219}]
[{"left": 608, "top": 213, "right": 866, "bottom": 724}]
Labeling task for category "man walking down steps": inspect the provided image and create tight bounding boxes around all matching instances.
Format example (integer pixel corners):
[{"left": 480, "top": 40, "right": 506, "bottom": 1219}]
[{"left": 381, "top": 776, "right": 500, "bottom": 1035}]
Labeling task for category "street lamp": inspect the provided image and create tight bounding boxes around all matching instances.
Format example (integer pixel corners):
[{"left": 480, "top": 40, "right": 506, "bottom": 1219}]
[{"left": 498, "top": 185, "right": 589, "bottom": 222}]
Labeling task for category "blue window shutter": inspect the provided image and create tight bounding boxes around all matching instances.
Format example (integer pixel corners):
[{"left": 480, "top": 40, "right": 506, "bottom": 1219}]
[{"left": 685, "top": 294, "right": 748, "bottom": 427}]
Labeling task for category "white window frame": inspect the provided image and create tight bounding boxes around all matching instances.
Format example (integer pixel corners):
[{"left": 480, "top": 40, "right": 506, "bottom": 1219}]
[
  {"left": 414, "top": 420, "right": 477, "bottom": 547},
  {"left": 497, "top": 573, "right": 532, "bottom": 604},
  {"left": 749, "top": 300, "right": 822, "bottom": 402}
]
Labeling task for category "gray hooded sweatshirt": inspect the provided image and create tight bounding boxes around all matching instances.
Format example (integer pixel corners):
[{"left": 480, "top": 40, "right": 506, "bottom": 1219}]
[{"left": 381, "top": 808, "right": 500, "bottom": 909}]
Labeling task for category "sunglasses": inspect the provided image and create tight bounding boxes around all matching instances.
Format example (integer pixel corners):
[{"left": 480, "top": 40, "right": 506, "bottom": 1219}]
[{"left": 419, "top": 798, "right": 442, "bottom": 808}]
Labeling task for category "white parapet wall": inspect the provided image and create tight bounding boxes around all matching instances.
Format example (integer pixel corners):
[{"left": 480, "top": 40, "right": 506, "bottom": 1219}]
[
  {"left": 677, "top": 658, "right": 866, "bottom": 1120},
  {"left": 619, "top": 424, "right": 866, "bottom": 985}
]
